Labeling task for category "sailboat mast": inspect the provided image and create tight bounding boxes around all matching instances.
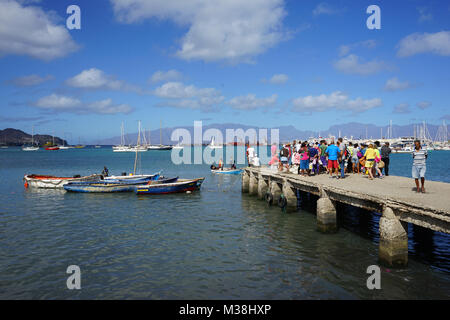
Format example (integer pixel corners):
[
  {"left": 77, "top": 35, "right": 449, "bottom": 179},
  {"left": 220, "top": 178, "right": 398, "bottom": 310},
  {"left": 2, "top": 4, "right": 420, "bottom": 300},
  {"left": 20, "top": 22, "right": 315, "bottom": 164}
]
[
  {"left": 160, "top": 120, "right": 162, "bottom": 146},
  {"left": 133, "top": 121, "right": 141, "bottom": 175}
]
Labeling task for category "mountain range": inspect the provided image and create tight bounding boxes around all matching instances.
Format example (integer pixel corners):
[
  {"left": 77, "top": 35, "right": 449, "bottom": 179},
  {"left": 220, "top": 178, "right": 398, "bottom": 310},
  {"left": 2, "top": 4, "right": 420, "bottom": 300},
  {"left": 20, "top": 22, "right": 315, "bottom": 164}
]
[
  {"left": 0, "top": 128, "right": 67, "bottom": 146},
  {"left": 96, "top": 122, "right": 446, "bottom": 145}
]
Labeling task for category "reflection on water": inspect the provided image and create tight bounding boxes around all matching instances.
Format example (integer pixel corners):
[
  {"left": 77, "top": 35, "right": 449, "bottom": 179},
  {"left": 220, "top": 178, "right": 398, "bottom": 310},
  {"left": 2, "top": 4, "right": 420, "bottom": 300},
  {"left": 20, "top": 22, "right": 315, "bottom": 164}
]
[{"left": 0, "top": 147, "right": 449, "bottom": 299}]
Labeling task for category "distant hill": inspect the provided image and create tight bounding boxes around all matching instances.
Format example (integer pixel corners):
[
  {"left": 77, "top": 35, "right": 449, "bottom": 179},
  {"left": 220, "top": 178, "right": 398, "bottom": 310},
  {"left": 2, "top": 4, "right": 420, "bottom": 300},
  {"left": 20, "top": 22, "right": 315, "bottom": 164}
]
[
  {"left": 97, "top": 122, "right": 444, "bottom": 145},
  {"left": 0, "top": 128, "right": 67, "bottom": 146}
]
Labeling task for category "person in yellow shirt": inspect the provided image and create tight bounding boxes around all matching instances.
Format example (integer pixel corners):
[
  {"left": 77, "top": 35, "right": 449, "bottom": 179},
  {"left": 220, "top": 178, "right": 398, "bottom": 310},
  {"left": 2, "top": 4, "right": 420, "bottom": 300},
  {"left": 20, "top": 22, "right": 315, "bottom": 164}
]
[{"left": 363, "top": 144, "right": 376, "bottom": 180}]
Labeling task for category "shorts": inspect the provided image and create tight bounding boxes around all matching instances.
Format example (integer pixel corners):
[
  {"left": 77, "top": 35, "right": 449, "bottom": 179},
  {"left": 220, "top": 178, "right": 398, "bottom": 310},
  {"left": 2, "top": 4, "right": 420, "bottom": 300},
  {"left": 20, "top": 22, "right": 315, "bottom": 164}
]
[
  {"left": 327, "top": 160, "right": 338, "bottom": 169},
  {"left": 300, "top": 160, "right": 309, "bottom": 170},
  {"left": 280, "top": 156, "right": 288, "bottom": 164},
  {"left": 351, "top": 157, "right": 358, "bottom": 164},
  {"left": 412, "top": 165, "right": 426, "bottom": 179},
  {"left": 365, "top": 160, "right": 374, "bottom": 168}
]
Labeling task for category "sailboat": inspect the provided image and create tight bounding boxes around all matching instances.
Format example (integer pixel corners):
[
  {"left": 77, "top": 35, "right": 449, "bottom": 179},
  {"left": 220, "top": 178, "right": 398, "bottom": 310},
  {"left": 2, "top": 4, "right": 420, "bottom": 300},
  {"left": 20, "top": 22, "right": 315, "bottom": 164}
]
[
  {"left": 57, "top": 134, "right": 70, "bottom": 150},
  {"left": 45, "top": 134, "right": 59, "bottom": 150},
  {"left": 207, "top": 136, "right": 222, "bottom": 149},
  {"left": 148, "top": 120, "right": 173, "bottom": 150},
  {"left": 113, "top": 122, "right": 134, "bottom": 152},
  {"left": 22, "top": 126, "right": 39, "bottom": 151}
]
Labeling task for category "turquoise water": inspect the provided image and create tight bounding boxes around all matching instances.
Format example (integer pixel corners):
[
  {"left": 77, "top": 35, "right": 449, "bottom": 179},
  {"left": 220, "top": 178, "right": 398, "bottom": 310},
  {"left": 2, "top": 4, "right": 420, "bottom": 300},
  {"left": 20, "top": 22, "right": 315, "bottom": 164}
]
[{"left": 0, "top": 147, "right": 449, "bottom": 299}]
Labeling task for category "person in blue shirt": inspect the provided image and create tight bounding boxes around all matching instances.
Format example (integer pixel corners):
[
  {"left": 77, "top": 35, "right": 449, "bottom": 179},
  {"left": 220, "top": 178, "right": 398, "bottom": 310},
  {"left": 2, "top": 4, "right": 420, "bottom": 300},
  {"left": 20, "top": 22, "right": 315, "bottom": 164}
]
[{"left": 325, "top": 141, "right": 341, "bottom": 178}]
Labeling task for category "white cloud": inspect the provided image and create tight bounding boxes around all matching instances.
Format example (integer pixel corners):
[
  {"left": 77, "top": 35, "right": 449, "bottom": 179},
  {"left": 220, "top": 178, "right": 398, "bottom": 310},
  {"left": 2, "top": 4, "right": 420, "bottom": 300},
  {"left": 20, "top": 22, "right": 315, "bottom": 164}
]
[
  {"left": 227, "top": 94, "right": 277, "bottom": 110},
  {"left": 393, "top": 103, "right": 410, "bottom": 114},
  {"left": 6, "top": 74, "right": 53, "bottom": 86},
  {"left": 417, "top": 101, "right": 431, "bottom": 110},
  {"left": 66, "top": 68, "right": 139, "bottom": 92},
  {"left": 0, "top": 0, "right": 78, "bottom": 60},
  {"left": 149, "top": 70, "right": 183, "bottom": 83},
  {"left": 153, "top": 81, "right": 224, "bottom": 111},
  {"left": 333, "top": 54, "right": 389, "bottom": 75},
  {"left": 338, "top": 40, "right": 377, "bottom": 56},
  {"left": 313, "top": 2, "right": 340, "bottom": 16},
  {"left": 384, "top": 77, "right": 413, "bottom": 92},
  {"left": 265, "top": 74, "right": 288, "bottom": 84},
  {"left": 292, "top": 91, "right": 382, "bottom": 113},
  {"left": 417, "top": 7, "right": 433, "bottom": 23},
  {"left": 110, "top": 0, "right": 288, "bottom": 63},
  {"left": 34, "top": 94, "right": 132, "bottom": 114},
  {"left": 397, "top": 31, "right": 450, "bottom": 57}
]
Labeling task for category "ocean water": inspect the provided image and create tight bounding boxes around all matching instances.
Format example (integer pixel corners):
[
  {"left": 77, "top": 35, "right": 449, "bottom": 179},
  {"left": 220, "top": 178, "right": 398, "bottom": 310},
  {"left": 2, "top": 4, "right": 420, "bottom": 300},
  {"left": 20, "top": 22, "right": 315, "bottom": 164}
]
[{"left": 0, "top": 147, "right": 449, "bottom": 299}]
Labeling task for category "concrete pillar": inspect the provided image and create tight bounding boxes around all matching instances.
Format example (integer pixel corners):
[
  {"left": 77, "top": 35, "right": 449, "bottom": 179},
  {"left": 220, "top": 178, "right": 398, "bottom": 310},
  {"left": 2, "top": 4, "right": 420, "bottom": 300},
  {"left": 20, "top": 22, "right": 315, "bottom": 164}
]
[
  {"left": 257, "top": 175, "right": 268, "bottom": 200},
  {"left": 270, "top": 181, "right": 282, "bottom": 202},
  {"left": 317, "top": 197, "right": 337, "bottom": 233},
  {"left": 282, "top": 181, "right": 297, "bottom": 212},
  {"left": 249, "top": 173, "right": 258, "bottom": 196},
  {"left": 379, "top": 207, "right": 408, "bottom": 267},
  {"left": 242, "top": 171, "right": 249, "bottom": 193}
]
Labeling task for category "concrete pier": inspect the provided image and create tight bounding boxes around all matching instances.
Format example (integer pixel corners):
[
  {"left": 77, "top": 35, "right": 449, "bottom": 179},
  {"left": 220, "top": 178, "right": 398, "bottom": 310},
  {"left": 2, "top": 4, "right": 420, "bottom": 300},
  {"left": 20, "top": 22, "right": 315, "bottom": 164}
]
[
  {"left": 317, "top": 196, "right": 337, "bottom": 233},
  {"left": 248, "top": 171, "right": 258, "bottom": 196},
  {"left": 242, "top": 166, "right": 450, "bottom": 267}
]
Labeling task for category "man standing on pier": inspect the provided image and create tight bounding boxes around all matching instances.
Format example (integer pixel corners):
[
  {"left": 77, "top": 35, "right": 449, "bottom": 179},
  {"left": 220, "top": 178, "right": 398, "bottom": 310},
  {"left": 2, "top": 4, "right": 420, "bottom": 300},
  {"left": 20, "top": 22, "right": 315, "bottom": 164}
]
[
  {"left": 412, "top": 140, "right": 428, "bottom": 193},
  {"left": 381, "top": 142, "right": 391, "bottom": 176},
  {"left": 325, "top": 140, "right": 340, "bottom": 179},
  {"left": 337, "top": 138, "right": 346, "bottom": 179}
]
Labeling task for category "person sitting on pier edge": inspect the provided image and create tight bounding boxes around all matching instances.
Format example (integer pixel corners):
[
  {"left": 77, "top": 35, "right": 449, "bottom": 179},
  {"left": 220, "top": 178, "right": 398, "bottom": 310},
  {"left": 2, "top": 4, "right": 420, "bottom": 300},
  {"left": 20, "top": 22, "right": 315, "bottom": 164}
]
[
  {"left": 412, "top": 139, "right": 428, "bottom": 193},
  {"left": 102, "top": 166, "right": 109, "bottom": 177},
  {"left": 381, "top": 142, "right": 391, "bottom": 176},
  {"left": 325, "top": 140, "right": 340, "bottom": 179}
]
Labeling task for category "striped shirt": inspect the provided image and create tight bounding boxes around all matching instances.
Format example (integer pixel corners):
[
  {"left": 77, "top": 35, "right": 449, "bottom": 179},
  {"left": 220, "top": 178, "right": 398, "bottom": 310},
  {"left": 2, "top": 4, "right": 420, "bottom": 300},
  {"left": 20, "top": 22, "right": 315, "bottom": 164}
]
[{"left": 412, "top": 148, "right": 427, "bottom": 166}]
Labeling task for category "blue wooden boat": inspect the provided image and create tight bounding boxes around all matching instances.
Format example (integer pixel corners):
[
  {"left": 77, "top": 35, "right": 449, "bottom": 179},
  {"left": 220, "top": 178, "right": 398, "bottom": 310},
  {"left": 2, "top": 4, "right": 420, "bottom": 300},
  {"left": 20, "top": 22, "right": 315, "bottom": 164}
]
[
  {"left": 63, "top": 175, "right": 177, "bottom": 193},
  {"left": 64, "top": 180, "right": 148, "bottom": 193},
  {"left": 211, "top": 168, "right": 242, "bottom": 175},
  {"left": 135, "top": 178, "right": 205, "bottom": 195}
]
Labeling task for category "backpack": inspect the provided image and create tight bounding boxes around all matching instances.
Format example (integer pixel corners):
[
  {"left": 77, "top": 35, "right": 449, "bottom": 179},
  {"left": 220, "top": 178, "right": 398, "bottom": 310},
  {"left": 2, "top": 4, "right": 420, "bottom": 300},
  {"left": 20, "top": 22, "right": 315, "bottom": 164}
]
[{"left": 281, "top": 148, "right": 289, "bottom": 157}]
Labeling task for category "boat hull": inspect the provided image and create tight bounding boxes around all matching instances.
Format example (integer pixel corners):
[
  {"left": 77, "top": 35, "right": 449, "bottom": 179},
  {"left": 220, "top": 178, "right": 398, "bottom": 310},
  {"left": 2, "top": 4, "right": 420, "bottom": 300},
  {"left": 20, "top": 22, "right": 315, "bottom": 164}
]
[
  {"left": 136, "top": 178, "right": 204, "bottom": 195},
  {"left": 211, "top": 169, "right": 242, "bottom": 174},
  {"left": 24, "top": 174, "right": 102, "bottom": 189}
]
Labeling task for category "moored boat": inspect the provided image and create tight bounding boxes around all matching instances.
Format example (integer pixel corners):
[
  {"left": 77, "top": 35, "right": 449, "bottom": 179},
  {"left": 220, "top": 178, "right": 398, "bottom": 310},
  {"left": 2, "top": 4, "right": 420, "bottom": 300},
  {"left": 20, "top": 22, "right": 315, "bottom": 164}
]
[
  {"left": 135, "top": 178, "right": 205, "bottom": 195},
  {"left": 24, "top": 174, "right": 102, "bottom": 189},
  {"left": 211, "top": 168, "right": 242, "bottom": 174}
]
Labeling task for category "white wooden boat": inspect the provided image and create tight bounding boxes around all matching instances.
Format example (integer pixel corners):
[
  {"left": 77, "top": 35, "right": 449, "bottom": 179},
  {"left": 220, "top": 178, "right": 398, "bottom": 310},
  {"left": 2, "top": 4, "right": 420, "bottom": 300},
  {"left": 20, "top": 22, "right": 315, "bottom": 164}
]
[{"left": 23, "top": 174, "right": 102, "bottom": 189}]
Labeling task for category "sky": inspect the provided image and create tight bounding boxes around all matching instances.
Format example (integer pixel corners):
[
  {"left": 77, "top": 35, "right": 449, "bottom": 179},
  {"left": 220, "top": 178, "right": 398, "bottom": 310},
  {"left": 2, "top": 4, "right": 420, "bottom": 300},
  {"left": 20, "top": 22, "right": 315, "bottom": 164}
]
[{"left": 0, "top": 0, "right": 449, "bottom": 143}]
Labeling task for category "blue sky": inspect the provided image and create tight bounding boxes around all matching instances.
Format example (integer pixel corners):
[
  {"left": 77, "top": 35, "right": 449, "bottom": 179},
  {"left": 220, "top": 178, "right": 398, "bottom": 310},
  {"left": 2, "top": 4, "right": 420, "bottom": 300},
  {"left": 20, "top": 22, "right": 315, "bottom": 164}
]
[{"left": 0, "top": 0, "right": 449, "bottom": 143}]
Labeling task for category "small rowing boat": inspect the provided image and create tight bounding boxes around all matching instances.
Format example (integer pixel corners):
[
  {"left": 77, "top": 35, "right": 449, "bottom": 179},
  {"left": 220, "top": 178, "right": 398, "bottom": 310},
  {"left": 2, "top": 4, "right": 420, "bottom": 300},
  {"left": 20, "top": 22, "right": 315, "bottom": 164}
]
[
  {"left": 135, "top": 178, "right": 205, "bottom": 195},
  {"left": 63, "top": 176, "right": 177, "bottom": 193},
  {"left": 24, "top": 174, "right": 102, "bottom": 189},
  {"left": 211, "top": 168, "right": 242, "bottom": 175},
  {"left": 104, "top": 172, "right": 160, "bottom": 181}
]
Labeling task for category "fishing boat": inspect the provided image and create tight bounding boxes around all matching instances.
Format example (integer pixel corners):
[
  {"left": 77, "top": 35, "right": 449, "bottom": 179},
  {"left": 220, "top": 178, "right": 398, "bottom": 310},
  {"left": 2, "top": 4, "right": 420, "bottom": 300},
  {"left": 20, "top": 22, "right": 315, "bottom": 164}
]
[
  {"left": 23, "top": 174, "right": 102, "bottom": 189},
  {"left": 211, "top": 168, "right": 242, "bottom": 174},
  {"left": 103, "top": 174, "right": 159, "bottom": 183},
  {"left": 64, "top": 180, "right": 148, "bottom": 193},
  {"left": 22, "top": 125, "right": 39, "bottom": 151},
  {"left": 63, "top": 176, "right": 177, "bottom": 193},
  {"left": 135, "top": 178, "right": 205, "bottom": 195}
]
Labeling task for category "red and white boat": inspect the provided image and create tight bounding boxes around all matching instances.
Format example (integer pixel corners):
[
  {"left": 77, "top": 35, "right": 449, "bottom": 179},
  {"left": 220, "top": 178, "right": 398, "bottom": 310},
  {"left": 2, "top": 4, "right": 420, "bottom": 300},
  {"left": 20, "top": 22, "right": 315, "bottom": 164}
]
[
  {"left": 45, "top": 146, "right": 60, "bottom": 151},
  {"left": 23, "top": 174, "right": 102, "bottom": 189}
]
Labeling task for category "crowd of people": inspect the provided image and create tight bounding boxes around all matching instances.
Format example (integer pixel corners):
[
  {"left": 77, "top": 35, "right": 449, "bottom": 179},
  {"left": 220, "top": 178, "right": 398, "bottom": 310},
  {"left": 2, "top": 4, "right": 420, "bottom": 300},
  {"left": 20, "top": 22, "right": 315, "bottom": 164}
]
[{"left": 266, "top": 138, "right": 428, "bottom": 192}]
